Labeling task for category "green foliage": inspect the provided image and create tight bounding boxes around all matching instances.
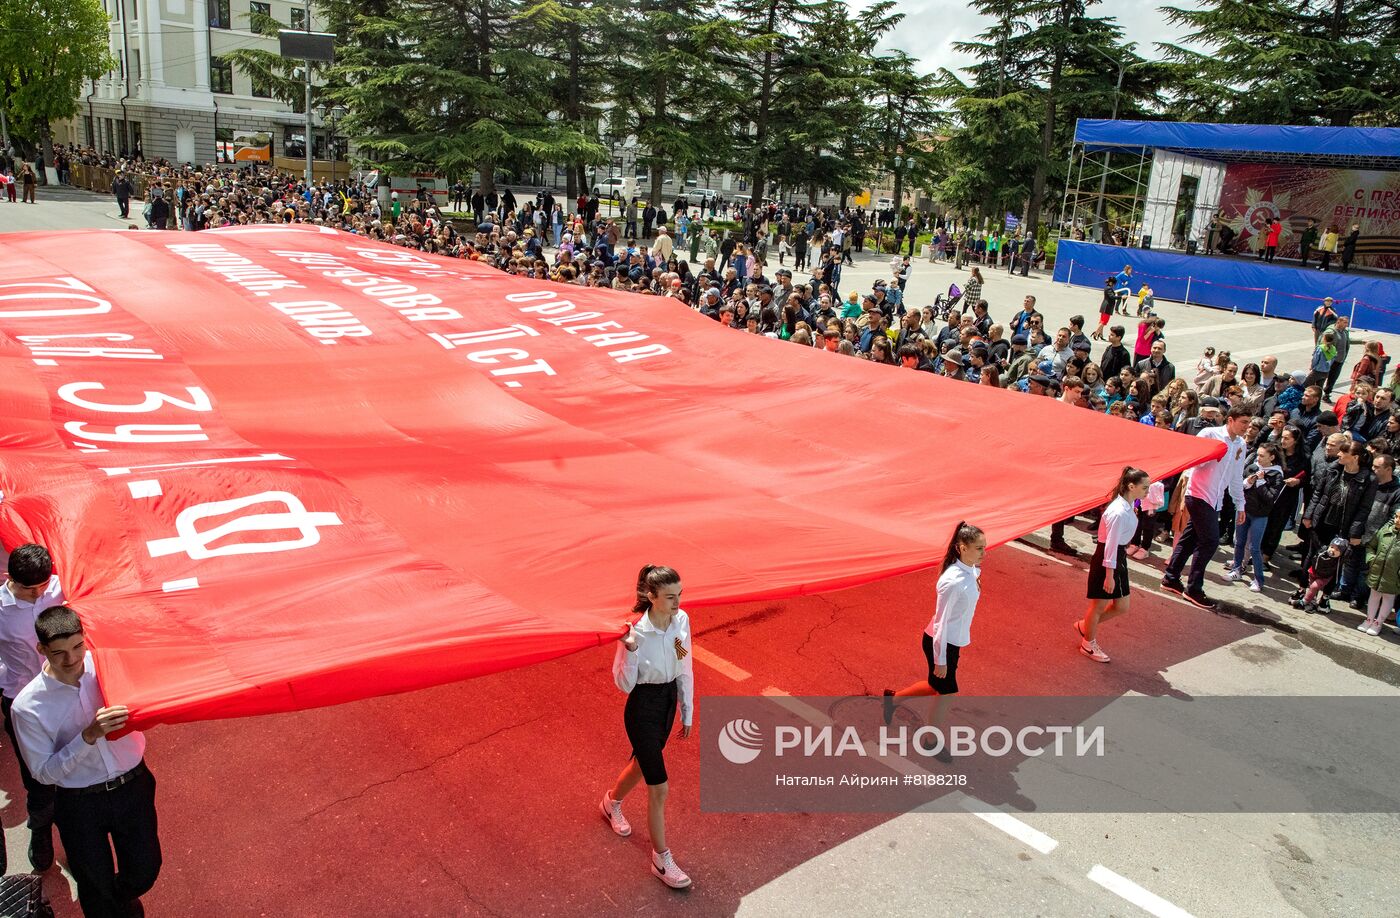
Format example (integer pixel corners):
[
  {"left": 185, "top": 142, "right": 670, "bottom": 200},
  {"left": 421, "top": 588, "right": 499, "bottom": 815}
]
[
  {"left": 321, "top": 0, "right": 607, "bottom": 186},
  {"left": 0, "top": 0, "right": 112, "bottom": 156},
  {"left": 1159, "top": 0, "right": 1400, "bottom": 127}
]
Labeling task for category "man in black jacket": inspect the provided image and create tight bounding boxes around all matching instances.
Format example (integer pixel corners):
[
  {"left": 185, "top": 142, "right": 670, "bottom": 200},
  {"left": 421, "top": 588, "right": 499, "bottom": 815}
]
[
  {"left": 1099, "top": 325, "right": 1132, "bottom": 381},
  {"left": 112, "top": 172, "right": 133, "bottom": 219},
  {"left": 1301, "top": 439, "right": 1377, "bottom": 605},
  {"left": 1134, "top": 339, "right": 1176, "bottom": 395},
  {"left": 1336, "top": 453, "right": 1399, "bottom": 606}
]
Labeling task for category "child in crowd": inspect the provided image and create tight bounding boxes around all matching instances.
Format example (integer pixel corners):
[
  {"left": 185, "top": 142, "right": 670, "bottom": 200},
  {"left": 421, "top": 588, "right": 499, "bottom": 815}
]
[
  {"left": 1361, "top": 508, "right": 1400, "bottom": 636},
  {"left": 1127, "top": 478, "right": 1166, "bottom": 559},
  {"left": 1291, "top": 538, "right": 1348, "bottom": 613}
]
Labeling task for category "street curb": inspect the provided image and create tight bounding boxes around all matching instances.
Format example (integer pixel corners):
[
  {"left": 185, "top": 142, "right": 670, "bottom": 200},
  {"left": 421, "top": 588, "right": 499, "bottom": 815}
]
[{"left": 1019, "top": 529, "right": 1400, "bottom": 689}]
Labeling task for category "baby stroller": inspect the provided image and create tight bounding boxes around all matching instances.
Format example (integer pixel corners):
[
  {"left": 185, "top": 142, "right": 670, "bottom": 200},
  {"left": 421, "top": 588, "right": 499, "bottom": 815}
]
[{"left": 933, "top": 283, "right": 962, "bottom": 320}]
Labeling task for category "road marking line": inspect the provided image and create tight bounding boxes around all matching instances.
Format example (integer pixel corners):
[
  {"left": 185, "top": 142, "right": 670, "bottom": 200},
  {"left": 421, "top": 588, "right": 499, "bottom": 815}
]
[
  {"left": 1005, "top": 540, "right": 1073, "bottom": 567},
  {"left": 693, "top": 646, "right": 751, "bottom": 682},
  {"left": 962, "top": 802, "right": 1059, "bottom": 854},
  {"left": 1087, "top": 864, "right": 1196, "bottom": 917}
]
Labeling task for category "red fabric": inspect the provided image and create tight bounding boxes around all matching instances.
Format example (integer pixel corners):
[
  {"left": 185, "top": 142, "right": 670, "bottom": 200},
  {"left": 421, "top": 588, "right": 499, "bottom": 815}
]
[{"left": 0, "top": 227, "right": 1224, "bottom": 729}]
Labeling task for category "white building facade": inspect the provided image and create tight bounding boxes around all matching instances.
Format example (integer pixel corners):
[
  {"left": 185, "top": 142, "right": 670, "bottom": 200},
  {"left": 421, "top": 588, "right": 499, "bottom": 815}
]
[{"left": 68, "top": 0, "right": 334, "bottom": 166}]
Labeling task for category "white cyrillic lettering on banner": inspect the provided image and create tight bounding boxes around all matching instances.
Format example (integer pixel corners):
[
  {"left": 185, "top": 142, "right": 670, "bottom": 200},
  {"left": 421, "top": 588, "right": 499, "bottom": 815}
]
[
  {"left": 57, "top": 382, "right": 214, "bottom": 414},
  {"left": 63, "top": 422, "right": 208, "bottom": 443},
  {"left": 0, "top": 277, "right": 113, "bottom": 318},
  {"left": 145, "top": 491, "right": 343, "bottom": 559}
]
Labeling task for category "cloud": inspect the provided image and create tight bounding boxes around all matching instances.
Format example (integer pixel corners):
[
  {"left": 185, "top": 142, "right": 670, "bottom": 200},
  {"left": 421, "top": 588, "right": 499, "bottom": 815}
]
[{"left": 849, "top": 0, "right": 1210, "bottom": 75}]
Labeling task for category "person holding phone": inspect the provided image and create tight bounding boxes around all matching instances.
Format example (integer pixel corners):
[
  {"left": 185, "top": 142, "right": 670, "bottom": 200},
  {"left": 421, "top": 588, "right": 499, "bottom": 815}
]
[{"left": 601, "top": 564, "right": 694, "bottom": 889}]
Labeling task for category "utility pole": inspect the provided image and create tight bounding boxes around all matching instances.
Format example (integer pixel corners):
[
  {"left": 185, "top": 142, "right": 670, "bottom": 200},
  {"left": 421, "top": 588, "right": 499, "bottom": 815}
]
[{"left": 304, "top": 63, "right": 313, "bottom": 187}]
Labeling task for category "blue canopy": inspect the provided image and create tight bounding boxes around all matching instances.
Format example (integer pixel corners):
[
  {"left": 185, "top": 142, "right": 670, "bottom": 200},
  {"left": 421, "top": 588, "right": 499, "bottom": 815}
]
[{"left": 1074, "top": 119, "right": 1400, "bottom": 170}]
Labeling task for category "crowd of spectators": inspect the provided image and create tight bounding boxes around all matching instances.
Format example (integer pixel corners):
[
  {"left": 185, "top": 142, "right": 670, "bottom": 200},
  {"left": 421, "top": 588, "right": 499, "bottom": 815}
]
[{"left": 52, "top": 148, "right": 1400, "bottom": 634}]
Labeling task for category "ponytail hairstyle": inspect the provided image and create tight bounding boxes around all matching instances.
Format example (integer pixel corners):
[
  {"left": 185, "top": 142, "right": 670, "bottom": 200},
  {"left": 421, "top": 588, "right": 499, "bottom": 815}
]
[
  {"left": 941, "top": 521, "right": 985, "bottom": 572},
  {"left": 633, "top": 564, "right": 682, "bottom": 613},
  {"left": 1111, "top": 466, "right": 1151, "bottom": 503}
]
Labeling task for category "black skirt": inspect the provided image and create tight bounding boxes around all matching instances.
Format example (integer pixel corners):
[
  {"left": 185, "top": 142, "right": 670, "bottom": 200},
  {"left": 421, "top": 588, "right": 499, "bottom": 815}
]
[
  {"left": 1088, "top": 543, "right": 1131, "bottom": 599},
  {"left": 625, "top": 681, "right": 678, "bottom": 786},
  {"left": 921, "top": 634, "right": 960, "bottom": 695}
]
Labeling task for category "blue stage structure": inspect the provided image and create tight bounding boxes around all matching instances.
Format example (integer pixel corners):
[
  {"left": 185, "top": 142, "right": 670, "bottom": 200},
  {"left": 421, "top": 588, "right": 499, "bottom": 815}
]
[
  {"left": 1060, "top": 118, "right": 1400, "bottom": 335},
  {"left": 1054, "top": 240, "right": 1400, "bottom": 334}
]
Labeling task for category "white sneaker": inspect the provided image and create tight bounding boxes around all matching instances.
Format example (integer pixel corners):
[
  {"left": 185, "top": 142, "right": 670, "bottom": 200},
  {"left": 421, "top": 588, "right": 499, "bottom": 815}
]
[
  {"left": 1080, "top": 639, "right": 1110, "bottom": 663},
  {"left": 1248, "top": 581, "right": 1261, "bottom": 593},
  {"left": 1368, "top": 625, "right": 1383, "bottom": 636},
  {"left": 600, "top": 792, "right": 631, "bottom": 837},
  {"left": 1357, "top": 622, "right": 1372, "bottom": 632},
  {"left": 1226, "top": 569, "right": 1242, "bottom": 582},
  {"left": 652, "top": 848, "right": 692, "bottom": 888}
]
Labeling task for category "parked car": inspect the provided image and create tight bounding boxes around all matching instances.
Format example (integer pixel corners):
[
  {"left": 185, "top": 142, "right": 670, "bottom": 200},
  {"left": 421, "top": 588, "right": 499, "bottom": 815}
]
[
  {"left": 682, "top": 188, "right": 721, "bottom": 205},
  {"left": 876, "top": 197, "right": 894, "bottom": 210},
  {"left": 594, "top": 177, "right": 627, "bottom": 196}
]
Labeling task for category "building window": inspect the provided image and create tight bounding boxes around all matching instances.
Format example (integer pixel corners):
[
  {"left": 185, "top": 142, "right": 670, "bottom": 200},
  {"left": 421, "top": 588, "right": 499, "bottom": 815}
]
[
  {"left": 210, "top": 56, "right": 234, "bottom": 94},
  {"left": 283, "top": 130, "right": 305, "bottom": 158},
  {"left": 103, "top": 118, "right": 114, "bottom": 153},
  {"left": 210, "top": 0, "right": 231, "bottom": 29},
  {"left": 251, "top": 73, "right": 273, "bottom": 98},
  {"left": 132, "top": 122, "right": 143, "bottom": 156},
  {"left": 290, "top": 6, "right": 306, "bottom": 29},
  {"left": 133, "top": 49, "right": 141, "bottom": 80},
  {"left": 84, "top": 116, "right": 94, "bottom": 148},
  {"left": 250, "top": 1, "right": 270, "bottom": 20}
]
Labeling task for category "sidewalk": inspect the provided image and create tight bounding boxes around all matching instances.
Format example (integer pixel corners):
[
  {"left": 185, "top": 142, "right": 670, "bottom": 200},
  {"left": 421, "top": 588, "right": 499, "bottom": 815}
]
[{"left": 1020, "top": 519, "right": 1400, "bottom": 689}]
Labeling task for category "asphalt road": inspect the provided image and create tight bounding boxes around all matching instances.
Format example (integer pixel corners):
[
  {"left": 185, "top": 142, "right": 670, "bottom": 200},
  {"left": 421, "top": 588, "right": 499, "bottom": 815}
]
[{"left": 2, "top": 189, "right": 1398, "bottom": 917}]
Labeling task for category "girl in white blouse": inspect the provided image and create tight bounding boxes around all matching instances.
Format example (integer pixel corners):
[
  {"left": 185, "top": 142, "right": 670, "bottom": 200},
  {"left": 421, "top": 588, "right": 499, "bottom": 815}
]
[
  {"left": 884, "top": 522, "right": 986, "bottom": 727},
  {"left": 602, "top": 564, "right": 695, "bottom": 889},
  {"left": 1078, "top": 467, "right": 1151, "bottom": 663}
]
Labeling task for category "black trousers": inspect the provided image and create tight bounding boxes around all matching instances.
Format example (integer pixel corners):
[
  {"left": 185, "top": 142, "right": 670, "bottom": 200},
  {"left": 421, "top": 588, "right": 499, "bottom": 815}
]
[
  {"left": 55, "top": 765, "right": 161, "bottom": 918},
  {"left": 1, "top": 694, "right": 55, "bottom": 832}
]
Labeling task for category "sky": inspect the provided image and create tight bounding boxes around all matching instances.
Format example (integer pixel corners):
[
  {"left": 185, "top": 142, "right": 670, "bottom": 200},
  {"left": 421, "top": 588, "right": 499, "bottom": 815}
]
[{"left": 851, "top": 0, "right": 1211, "bottom": 75}]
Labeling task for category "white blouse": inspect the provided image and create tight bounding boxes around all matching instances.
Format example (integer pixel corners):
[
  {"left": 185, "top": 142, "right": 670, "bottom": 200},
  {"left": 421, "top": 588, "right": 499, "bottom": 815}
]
[
  {"left": 613, "top": 608, "right": 696, "bottom": 727},
  {"left": 1097, "top": 495, "right": 1140, "bottom": 568},
  {"left": 925, "top": 561, "right": 980, "bottom": 666}
]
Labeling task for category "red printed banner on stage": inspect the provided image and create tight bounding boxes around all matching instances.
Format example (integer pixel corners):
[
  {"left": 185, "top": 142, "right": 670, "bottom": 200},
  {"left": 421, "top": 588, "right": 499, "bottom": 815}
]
[
  {"left": 0, "top": 227, "right": 1222, "bottom": 729},
  {"left": 1219, "top": 163, "right": 1400, "bottom": 269}
]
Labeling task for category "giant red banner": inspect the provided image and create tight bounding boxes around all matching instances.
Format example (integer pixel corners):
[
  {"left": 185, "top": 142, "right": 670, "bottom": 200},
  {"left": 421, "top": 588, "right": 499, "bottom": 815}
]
[
  {"left": 1218, "top": 162, "right": 1400, "bottom": 269},
  {"left": 0, "top": 227, "right": 1222, "bottom": 729}
]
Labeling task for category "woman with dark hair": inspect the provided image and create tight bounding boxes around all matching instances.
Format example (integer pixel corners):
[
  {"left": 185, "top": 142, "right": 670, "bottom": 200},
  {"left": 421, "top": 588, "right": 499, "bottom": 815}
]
[
  {"left": 602, "top": 564, "right": 694, "bottom": 889},
  {"left": 870, "top": 335, "right": 896, "bottom": 365},
  {"left": 1078, "top": 467, "right": 1151, "bottom": 663},
  {"left": 883, "top": 522, "right": 987, "bottom": 726},
  {"left": 1228, "top": 442, "right": 1285, "bottom": 593},
  {"left": 1261, "top": 425, "right": 1308, "bottom": 566}
]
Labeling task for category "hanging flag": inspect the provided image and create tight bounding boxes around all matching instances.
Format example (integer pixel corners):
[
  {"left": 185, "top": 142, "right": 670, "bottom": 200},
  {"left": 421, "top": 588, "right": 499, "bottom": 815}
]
[{"left": 1005, "top": 212, "right": 1020, "bottom": 231}]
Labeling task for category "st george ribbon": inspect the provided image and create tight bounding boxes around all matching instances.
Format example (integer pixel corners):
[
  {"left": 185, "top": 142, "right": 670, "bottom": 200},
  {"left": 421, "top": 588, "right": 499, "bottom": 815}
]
[{"left": 0, "top": 226, "right": 1223, "bottom": 728}]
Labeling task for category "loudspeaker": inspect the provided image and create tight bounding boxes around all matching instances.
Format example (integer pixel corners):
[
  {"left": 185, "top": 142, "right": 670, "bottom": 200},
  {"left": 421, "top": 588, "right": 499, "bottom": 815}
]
[
  {"left": 1186, "top": 240, "right": 1198, "bottom": 254},
  {"left": 1140, "top": 235, "right": 1152, "bottom": 249}
]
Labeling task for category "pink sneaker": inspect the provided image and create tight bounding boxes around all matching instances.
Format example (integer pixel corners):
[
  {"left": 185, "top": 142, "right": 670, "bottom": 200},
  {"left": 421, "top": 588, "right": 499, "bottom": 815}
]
[
  {"left": 652, "top": 848, "right": 692, "bottom": 888},
  {"left": 600, "top": 792, "right": 631, "bottom": 837},
  {"left": 1080, "top": 639, "right": 1110, "bottom": 663}
]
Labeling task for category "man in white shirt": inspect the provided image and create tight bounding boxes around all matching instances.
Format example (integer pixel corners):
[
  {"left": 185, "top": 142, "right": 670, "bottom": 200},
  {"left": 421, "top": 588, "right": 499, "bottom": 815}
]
[
  {"left": 1162, "top": 405, "right": 1252, "bottom": 608},
  {"left": 0, "top": 543, "right": 63, "bottom": 870},
  {"left": 12, "top": 606, "right": 161, "bottom": 918}
]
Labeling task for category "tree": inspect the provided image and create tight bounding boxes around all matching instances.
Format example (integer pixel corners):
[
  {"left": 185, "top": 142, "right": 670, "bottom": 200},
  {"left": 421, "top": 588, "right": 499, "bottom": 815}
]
[
  {"left": 520, "top": 0, "right": 611, "bottom": 206},
  {"left": 323, "top": 0, "right": 606, "bottom": 192},
  {"left": 866, "top": 51, "right": 941, "bottom": 213},
  {"left": 602, "top": 0, "right": 738, "bottom": 205},
  {"left": 0, "top": 0, "right": 112, "bottom": 165},
  {"left": 1160, "top": 0, "right": 1400, "bottom": 127},
  {"left": 725, "top": 0, "right": 827, "bottom": 206},
  {"left": 931, "top": 87, "right": 1041, "bottom": 223}
]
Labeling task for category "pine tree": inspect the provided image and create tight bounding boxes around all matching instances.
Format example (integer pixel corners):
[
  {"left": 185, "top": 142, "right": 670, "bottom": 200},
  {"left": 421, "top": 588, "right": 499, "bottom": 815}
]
[{"left": 1160, "top": 0, "right": 1400, "bottom": 126}]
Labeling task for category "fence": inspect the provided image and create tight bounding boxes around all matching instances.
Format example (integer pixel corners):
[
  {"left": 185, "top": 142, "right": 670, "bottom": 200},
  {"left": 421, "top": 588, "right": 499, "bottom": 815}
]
[{"left": 1053, "top": 240, "right": 1400, "bottom": 335}]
